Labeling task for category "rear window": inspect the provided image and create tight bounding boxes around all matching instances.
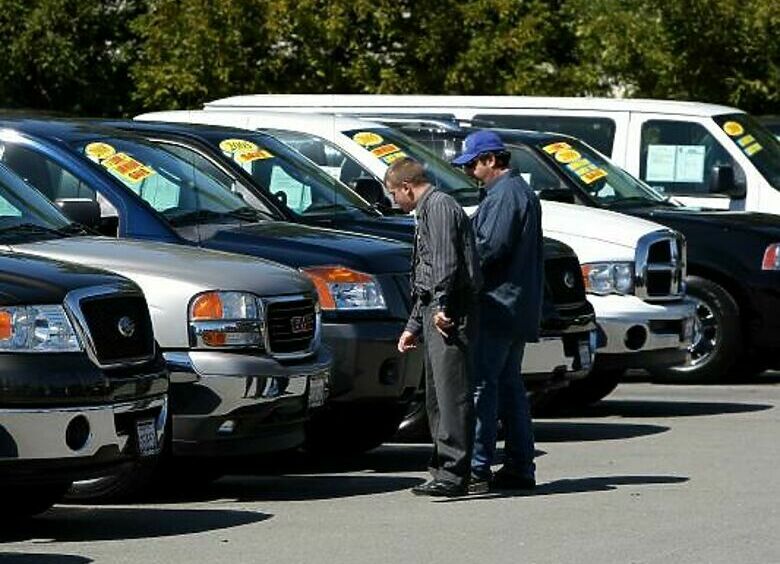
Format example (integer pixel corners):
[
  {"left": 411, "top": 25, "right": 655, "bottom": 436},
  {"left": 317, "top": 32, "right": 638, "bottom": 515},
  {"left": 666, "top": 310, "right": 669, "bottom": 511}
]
[{"left": 473, "top": 114, "right": 616, "bottom": 156}]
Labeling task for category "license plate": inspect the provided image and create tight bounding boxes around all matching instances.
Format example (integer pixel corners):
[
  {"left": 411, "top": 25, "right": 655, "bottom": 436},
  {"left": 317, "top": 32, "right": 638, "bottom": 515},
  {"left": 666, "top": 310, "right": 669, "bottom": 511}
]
[
  {"left": 308, "top": 374, "right": 327, "bottom": 408},
  {"left": 135, "top": 418, "right": 159, "bottom": 457},
  {"left": 578, "top": 341, "right": 592, "bottom": 370}
]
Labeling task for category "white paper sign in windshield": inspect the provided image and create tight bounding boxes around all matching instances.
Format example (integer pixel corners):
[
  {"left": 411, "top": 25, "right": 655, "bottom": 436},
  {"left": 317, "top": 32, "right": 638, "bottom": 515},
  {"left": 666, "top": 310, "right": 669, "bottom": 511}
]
[{"left": 646, "top": 145, "right": 705, "bottom": 183}]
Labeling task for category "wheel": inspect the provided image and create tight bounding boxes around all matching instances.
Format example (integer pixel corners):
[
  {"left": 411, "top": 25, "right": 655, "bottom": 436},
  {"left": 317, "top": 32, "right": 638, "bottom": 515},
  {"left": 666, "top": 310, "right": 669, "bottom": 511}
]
[
  {"left": 65, "top": 456, "right": 161, "bottom": 503},
  {"left": 654, "top": 276, "right": 741, "bottom": 382},
  {"left": 539, "top": 369, "right": 621, "bottom": 411},
  {"left": 305, "top": 403, "right": 407, "bottom": 454},
  {"left": 0, "top": 483, "right": 70, "bottom": 519}
]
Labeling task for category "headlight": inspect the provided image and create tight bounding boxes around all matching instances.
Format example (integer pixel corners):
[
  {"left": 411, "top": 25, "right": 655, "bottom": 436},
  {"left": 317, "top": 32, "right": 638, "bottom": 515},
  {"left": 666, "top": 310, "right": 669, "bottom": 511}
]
[
  {"left": 0, "top": 305, "right": 81, "bottom": 352},
  {"left": 581, "top": 262, "right": 635, "bottom": 295},
  {"left": 301, "top": 266, "right": 386, "bottom": 311},
  {"left": 188, "top": 291, "right": 264, "bottom": 348},
  {"left": 762, "top": 243, "right": 780, "bottom": 270}
]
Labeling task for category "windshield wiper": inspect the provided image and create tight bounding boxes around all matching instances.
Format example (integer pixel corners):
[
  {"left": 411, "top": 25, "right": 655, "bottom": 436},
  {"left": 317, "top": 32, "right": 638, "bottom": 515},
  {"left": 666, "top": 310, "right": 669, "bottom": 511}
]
[
  {"left": 223, "top": 206, "right": 268, "bottom": 222},
  {"left": 166, "top": 209, "right": 227, "bottom": 226},
  {"left": 303, "top": 202, "right": 352, "bottom": 213}
]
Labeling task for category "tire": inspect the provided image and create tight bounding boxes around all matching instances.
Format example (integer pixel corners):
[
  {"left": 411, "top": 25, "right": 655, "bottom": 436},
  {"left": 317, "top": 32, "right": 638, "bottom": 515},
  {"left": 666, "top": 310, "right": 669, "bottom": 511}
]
[
  {"left": 65, "top": 456, "right": 161, "bottom": 503},
  {"left": 305, "top": 403, "right": 407, "bottom": 454},
  {"left": 0, "top": 483, "right": 70, "bottom": 520},
  {"left": 654, "top": 275, "right": 741, "bottom": 383},
  {"left": 539, "top": 369, "right": 621, "bottom": 411}
]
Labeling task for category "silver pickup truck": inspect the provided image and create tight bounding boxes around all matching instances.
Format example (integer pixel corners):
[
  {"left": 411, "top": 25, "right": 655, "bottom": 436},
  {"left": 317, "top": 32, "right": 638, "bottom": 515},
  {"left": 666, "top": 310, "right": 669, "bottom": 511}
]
[{"left": 0, "top": 162, "right": 331, "bottom": 500}]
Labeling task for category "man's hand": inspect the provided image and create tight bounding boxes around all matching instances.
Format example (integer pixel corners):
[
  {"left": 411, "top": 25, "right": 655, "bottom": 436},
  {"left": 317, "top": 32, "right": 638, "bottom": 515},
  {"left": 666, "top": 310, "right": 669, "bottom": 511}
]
[
  {"left": 433, "top": 310, "right": 454, "bottom": 337},
  {"left": 398, "top": 330, "right": 418, "bottom": 353}
]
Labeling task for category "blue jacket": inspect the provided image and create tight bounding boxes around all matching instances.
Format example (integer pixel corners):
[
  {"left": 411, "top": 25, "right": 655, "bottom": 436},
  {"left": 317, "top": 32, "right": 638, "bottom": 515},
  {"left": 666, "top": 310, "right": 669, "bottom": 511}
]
[{"left": 472, "top": 170, "right": 544, "bottom": 341}]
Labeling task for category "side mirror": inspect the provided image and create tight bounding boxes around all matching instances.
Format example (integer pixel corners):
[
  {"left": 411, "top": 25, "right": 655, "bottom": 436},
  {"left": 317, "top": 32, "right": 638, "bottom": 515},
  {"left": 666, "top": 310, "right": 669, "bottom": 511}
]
[
  {"left": 538, "top": 188, "right": 576, "bottom": 204},
  {"left": 55, "top": 198, "right": 100, "bottom": 227},
  {"left": 274, "top": 190, "right": 288, "bottom": 206},
  {"left": 709, "top": 165, "right": 746, "bottom": 199},
  {"left": 353, "top": 177, "right": 386, "bottom": 205}
]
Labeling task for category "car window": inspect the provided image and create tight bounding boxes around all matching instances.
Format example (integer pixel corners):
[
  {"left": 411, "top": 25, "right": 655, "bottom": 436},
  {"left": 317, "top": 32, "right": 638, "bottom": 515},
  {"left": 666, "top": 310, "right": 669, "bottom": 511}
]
[
  {"left": 712, "top": 114, "right": 780, "bottom": 192},
  {"left": 473, "top": 114, "right": 617, "bottom": 155},
  {"left": 639, "top": 120, "right": 745, "bottom": 195},
  {"left": 506, "top": 145, "right": 568, "bottom": 193},
  {"left": 267, "top": 129, "right": 374, "bottom": 188}
]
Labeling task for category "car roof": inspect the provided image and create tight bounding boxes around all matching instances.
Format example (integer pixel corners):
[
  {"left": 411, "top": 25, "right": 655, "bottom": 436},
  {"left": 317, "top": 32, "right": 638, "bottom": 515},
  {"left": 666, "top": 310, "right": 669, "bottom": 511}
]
[
  {"left": 0, "top": 117, "right": 149, "bottom": 145},
  {"left": 136, "top": 110, "right": 386, "bottom": 137},
  {"left": 205, "top": 94, "right": 743, "bottom": 118},
  {"left": 99, "top": 118, "right": 278, "bottom": 141}
]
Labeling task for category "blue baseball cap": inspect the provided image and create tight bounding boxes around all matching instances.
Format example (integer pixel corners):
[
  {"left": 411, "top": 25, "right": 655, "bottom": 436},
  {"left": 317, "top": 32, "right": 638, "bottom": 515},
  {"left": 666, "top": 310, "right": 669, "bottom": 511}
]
[{"left": 451, "top": 130, "right": 507, "bottom": 166}]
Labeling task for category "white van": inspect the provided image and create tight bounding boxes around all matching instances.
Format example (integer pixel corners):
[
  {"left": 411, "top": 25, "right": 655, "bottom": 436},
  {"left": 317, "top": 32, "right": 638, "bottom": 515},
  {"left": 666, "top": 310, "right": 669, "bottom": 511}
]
[
  {"left": 138, "top": 109, "right": 696, "bottom": 399},
  {"left": 206, "top": 95, "right": 780, "bottom": 214}
]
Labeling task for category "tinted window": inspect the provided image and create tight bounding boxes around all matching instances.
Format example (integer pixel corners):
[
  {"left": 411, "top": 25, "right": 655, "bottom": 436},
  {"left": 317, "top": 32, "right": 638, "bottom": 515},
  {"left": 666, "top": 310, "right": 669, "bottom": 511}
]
[
  {"left": 640, "top": 120, "right": 745, "bottom": 195},
  {"left": 474, "top": 114, "right": 616, "bottom": 155}
]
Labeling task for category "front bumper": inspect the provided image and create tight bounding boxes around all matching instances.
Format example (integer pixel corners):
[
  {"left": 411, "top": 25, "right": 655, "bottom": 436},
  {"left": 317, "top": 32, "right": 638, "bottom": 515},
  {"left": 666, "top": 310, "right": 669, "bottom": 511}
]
[
  {"left": 590, "top": 294, "right": 695, "bottom": 370},
  {"left": 163, "top": 347, "right": 331, "bottom": 457},
  {"left": 0, "top": 395, "right": 167, "bottom": 485},
  {"left": 322, "top": 320, "right": 422, "bottom": 404}
]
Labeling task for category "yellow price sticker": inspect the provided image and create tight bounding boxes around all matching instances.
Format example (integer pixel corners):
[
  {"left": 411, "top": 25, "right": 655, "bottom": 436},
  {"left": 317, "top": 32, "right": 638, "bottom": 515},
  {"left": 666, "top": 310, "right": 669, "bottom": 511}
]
[
  {"left": 219, "top": 139, "right": 259, "bottom": 153},
  {"left": 85, "top": 142, "right": 116, "bottom": 161},
  {"left": 353, "top": 131, "right": 384, "bottom": 147}
]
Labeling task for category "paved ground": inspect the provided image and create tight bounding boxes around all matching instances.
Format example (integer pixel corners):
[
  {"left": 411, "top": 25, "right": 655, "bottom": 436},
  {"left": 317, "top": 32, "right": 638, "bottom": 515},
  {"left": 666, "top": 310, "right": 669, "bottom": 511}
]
[{"left": 3, "top": 375, "right": 780, "bottom": 564}]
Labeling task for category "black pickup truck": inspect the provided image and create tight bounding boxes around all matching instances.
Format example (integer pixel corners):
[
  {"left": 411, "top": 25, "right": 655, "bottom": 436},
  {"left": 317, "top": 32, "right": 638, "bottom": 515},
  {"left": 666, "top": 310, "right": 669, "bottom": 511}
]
[
  {"left": 0, "top": 204, "right": 168, "bottom": 517},
  {"left": 107, "top": 120, "right": 598, "bottom": 411}
]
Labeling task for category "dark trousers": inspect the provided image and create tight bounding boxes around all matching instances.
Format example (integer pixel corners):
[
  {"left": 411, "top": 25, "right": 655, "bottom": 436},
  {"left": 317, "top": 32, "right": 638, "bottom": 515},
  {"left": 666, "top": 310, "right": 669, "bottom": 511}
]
[{"left": 421, "top": 303, "right": 477, "bottom": 487}]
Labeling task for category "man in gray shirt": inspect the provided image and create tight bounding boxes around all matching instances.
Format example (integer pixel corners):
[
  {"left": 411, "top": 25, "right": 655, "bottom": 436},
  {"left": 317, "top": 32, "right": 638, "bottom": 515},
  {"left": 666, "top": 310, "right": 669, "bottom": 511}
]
[
  {"left": 452, "top": 131, "right": 544, "bottom": 494},
  {"left": 385, "top": 157, "right": 481, "bottom": 497}
]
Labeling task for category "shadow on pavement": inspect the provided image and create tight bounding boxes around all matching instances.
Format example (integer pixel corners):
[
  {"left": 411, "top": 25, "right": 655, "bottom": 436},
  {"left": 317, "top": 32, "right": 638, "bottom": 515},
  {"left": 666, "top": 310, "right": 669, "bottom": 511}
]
[
  {"left": 147, "top": 473, "right": 425, "bottom": 504},
  {"left": 439, "top": 474, "right": 689, "bottom": 503},
  {"left": 533, "top": 421, "right": 669, "bottom": 442},
  {"left": 0, "top": 507, "right": 270, "bottom": 543},
  {"left": 0, "top": 556, "right": 92, "bottom": 564},
  {"left": 556, "top": 399, "right": 773, "bottom": 419}
]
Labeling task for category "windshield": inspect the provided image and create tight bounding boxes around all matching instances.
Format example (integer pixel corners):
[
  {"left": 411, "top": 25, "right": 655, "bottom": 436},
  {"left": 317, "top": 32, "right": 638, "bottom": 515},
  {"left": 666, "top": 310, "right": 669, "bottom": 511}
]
[
  {"left": 713, "top": 113, "right": 780, "bottom": 191},
  {"left": 343, "top": 128, "right": 481, "bottom": 206},
  {"left": 0, "top": 160, "right": 76, "bottom": 243},
  {"left": 198, "top": 131, "right": 375, "bottom": 217},
  {"left": 534, "top": 138, "right": 668, "bottom": 206},
  {"left": 71, "top": 136, "right": 268, "bottom": 227}
]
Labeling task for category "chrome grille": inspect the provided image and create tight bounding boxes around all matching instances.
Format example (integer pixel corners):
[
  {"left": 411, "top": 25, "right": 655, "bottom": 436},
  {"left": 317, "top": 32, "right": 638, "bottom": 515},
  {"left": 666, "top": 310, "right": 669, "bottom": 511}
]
[
  {"left": 263, "top": 295, "right": 319, "bottom": 358},
  {"left": 64, "top": 284, "right": 156, "bottom": 368},
  {"left": 634, "top": 231, "right": 686, "bottom": 301}
]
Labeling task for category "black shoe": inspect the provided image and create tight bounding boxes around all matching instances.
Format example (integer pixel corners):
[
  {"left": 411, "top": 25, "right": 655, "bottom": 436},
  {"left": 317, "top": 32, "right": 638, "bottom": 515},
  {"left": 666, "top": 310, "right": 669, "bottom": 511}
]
[
  {"left": 492, "top": 468, "right": 536, "bottom": 490},
  {"left": 411, "top": 479, "right": 467, "bottom": 497},
  {"left": 467, "top": 475, "right": 490, "bottom": 495}
]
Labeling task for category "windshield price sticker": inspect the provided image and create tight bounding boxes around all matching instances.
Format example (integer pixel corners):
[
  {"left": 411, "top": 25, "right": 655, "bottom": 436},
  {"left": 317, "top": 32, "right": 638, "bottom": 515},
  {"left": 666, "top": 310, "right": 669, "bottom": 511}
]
[
  {"left": 352, "top": 131, "right": 384, "bottom": 147},
  {"left": 580, "top": 167, "right": 608, "bottom": 184},
  {"left": 102, "top": 152, "right": 155, "bottom": 183},
  {"left": 382, "top": 151, "right": 408, "bottom": 164},
  {"left": 543, "top": 141, "right": 571, "bottom": 154},
  {"left": 722, "top": 121, "right": 745, "bottom": 137},
  {"left": 744, "top": 143, "right": 763, "bottom": 156},
  {"left": 85, "top": 142, "right": 116, "bottom": 161},
  {"left": 219, "top": 139, "right": 259, "bottom": 154},
  {"left": 236, "top": 149, "right": 274, "bottom": 163},
  {"left": 555, "top": 149, "right": 581, "bottom": 164},
  {"left": 371, "top": 144, "right": 401, "bottom": 158}
]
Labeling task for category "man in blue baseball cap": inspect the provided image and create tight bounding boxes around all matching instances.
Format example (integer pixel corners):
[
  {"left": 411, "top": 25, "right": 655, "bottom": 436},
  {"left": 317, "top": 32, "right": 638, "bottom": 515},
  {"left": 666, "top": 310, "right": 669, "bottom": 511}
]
[{"left": 452, "top": 130, "right": 544, "bottom": 494}]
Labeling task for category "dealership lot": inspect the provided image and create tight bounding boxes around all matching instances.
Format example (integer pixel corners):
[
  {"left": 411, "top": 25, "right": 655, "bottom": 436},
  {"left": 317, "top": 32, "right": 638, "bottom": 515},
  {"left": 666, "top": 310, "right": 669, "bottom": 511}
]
[{"left": 2, "top": 376, "right": 779, "bottom": 564}]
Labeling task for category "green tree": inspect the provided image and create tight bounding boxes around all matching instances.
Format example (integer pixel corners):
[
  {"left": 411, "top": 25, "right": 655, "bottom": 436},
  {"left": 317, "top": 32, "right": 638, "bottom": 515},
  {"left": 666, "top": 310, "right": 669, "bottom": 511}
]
[{"left": 0, "top": 0, "right": 143, "bottom": 115}]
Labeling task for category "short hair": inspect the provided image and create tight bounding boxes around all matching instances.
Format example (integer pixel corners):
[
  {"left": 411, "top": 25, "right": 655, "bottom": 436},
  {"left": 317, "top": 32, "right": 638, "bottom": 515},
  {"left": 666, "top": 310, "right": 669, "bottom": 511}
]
[
  {"left": 478, "top": 150, "right": 511, "bottom": 169},
  {"left": 384, "top": 157, "right": 429, "bottom": 187}
]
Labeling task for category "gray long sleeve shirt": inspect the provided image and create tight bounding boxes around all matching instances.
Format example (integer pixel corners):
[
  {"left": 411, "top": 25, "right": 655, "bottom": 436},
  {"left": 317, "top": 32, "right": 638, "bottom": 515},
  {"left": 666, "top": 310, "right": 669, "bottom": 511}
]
[{"left": 406, "top": 187, "right": 481, "bottom": 335}]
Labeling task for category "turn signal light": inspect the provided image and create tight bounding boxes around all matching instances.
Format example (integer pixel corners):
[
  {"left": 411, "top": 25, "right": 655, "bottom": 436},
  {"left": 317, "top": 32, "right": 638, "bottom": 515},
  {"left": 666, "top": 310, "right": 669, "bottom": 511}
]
[
  {"left": 191, "top": 292, "right": 224, "bottom": 320},
  {"left": 0, "top": 311, "right": 12, "bottom": 340},
  {"left": 762, "top": 243, "right": 780, "bottom": 270}
]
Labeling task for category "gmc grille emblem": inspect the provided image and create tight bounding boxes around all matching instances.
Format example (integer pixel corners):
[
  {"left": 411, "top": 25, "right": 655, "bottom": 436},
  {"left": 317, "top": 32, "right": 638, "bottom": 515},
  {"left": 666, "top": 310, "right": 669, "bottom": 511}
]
[
  {"left": 117, "top": 316, "right": 136, "bottom": 338},
  {"left": 290, "top": 314, "right": 314, "bottom": 334}
]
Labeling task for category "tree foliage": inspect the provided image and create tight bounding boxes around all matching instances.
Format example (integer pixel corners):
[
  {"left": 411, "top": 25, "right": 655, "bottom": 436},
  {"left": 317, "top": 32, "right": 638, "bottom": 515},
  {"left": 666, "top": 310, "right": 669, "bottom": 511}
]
[{"left": 0, "top": 0, "right": 777, "bottom": 116}]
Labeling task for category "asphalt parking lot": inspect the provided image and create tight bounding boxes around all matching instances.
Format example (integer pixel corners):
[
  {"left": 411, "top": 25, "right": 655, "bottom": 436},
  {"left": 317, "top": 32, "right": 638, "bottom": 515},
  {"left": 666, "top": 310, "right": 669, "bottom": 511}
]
[{"left": 3, "top": 375, "right": 780, "bottom": 564}]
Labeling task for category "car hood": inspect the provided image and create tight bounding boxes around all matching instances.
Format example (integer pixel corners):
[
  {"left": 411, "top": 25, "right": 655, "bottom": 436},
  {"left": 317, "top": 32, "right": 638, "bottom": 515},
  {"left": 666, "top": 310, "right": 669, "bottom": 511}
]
[
  {"left": 629, "top": 207, "right": 780, "bottom": 239},
  {"left": 12, "top": 236, "right": 313, "bottom": 349},
  {"left": 193, "top": 220, "right": 412, "bottom": 274},
  {"left": 0, "top": 251, "right": 133, "bottom": 306}
]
